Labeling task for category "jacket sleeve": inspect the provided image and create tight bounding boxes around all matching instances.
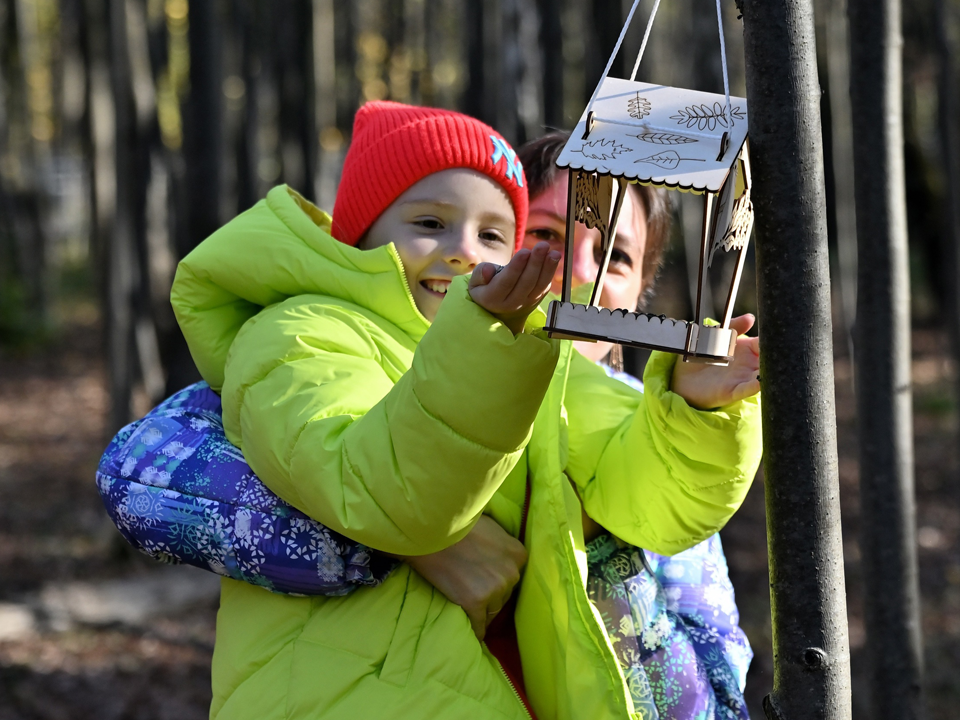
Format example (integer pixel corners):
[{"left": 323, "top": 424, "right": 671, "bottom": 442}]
[
  {"left": 221, "top": 276, "right": 559, "bottom": 556},
  {"left": 564, "top": 350, "right": 762, "bottom": 556}
]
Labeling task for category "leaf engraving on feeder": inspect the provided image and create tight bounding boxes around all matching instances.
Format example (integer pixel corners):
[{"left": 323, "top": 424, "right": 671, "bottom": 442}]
[
  {"left": 572, "top": 138, "right": 633, "bottom": 161},
  {"left": 709, "top": 189, "right": 754, "bottom": 266},
  {"left": 627, "top": 93, "right": 651, "bottom": 120},
  {"left": 634, "top": 150, "right": 704, "bottom": 170},
  {"left": 670, "top": 103, "right": 746, "bottom": 131},
  {"left": 573, "top": 172, "right": 614, "bottom": 237},
  {"left": 630, "top": 132, "right": 698, "bottom": 145}
]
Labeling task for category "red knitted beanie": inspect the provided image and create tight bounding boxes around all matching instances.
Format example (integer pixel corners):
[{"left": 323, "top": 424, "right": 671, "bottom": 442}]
[{"left": 331, "top": 101, "right": 528, "bottom": 250}]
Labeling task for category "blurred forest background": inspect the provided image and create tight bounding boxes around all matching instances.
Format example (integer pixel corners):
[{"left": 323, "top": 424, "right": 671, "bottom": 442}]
[{"left": 0, "top": 0, "right": 958, "bottom": 718}]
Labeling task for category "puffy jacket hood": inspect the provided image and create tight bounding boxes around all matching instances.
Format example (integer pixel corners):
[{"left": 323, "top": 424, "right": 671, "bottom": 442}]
[{"left": 171, "top": 185, "right": 429, "bottom": 391}]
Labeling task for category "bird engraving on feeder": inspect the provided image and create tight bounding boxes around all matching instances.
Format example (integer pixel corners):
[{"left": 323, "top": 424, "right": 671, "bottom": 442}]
[
  {"left": 709, "top": 185, "right": 754, "bottom": 266},
  {"left": 573, "top": 171, "right": 614, "bottom": 241}
]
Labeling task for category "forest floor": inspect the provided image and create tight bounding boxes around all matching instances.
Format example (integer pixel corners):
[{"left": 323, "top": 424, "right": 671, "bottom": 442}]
[{"left": 0, "top": 307, "right": 958, "bottom": 719}]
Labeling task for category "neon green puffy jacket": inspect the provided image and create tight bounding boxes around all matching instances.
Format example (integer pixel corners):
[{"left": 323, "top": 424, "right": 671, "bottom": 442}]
[{"left": 171, "top": 186, "right": 763, "bottom": 720}]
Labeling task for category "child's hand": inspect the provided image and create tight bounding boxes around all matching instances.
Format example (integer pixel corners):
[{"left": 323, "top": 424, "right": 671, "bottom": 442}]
[
  {"left": 671, "top": 314, "right": 761, "bottom": 410},
  {"left": 469, "top": 241, "right": 561, "bottom": 335},
  {"left": 402, "top": 515, "right": 527, "bottom": 641}
]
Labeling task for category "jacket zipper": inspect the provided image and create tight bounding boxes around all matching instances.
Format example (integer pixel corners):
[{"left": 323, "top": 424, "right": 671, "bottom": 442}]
[
  {"left": 483, "top": 641, "right": 533, "bottom": 719},
  {"left": 483, "top": 473, "right": 534, "bottom": 719}
]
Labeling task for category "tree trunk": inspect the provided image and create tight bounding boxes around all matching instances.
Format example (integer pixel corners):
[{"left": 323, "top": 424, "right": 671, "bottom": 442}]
[
  {"left": 181, "top": 0, "right": 222, "bottom": 257},
  {"left": 739, "top": 0, "right": 853, "bottom": 718},
  {"left": 935, "top": 0, "right": 960, "bottom": 469},
  {"left": 106, "top": 0, "right": 137, "bottom": 432},
  {"left": 463, "top": 0, "right": 487, "bottom": 124},
  {"left": 165, "top": 0, "right": 223, "bottom": 394},
  {"left": 499, "top": 0, "right": 522, "bottom": 145},
  {"left": 297, "top": 0, "right": 317, "bottom": 202},
  {"left": 848, "top": 0, "right": 925, "bottom": 717},
  {"left": 824, "top": 0, "right": 858, "bottom": 364},
  {"left": 235, "top": 0, "right": 261, "bottom": 213},
  {"left": 79, "top": 0, "right": 102, "bottom": 296},
  {"left": 537, "top": 0, "right": 563, "bottom": 129}
]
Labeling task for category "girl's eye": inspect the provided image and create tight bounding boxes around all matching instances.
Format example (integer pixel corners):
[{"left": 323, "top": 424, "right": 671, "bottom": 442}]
[
  {"left": 595, "top": 247, "right": 634, "bottom": 269},
  {"left": 413, "top": 217, "right": 444, "bottom": 230},
  {"left": 480, "top": 229, "right": 507, "bottom": 245}
]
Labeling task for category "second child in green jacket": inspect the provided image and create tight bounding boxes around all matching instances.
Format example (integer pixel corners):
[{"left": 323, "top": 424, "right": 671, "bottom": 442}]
[{"left": 171, "top": 102, "right": 763, "bottom": 720}]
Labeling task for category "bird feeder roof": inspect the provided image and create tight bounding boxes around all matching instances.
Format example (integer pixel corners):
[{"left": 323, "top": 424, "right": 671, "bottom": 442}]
[{"left": 557, "top": 77, "right": 749, "bottom": 194}]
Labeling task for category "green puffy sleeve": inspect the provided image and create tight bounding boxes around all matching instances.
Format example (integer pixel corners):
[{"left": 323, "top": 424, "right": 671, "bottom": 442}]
[
  {"left": 221, "top": 276, "right": 560, "bottom": 556},
  {"left": 564, "top": 349, "right": 762, "bottom": 556}
]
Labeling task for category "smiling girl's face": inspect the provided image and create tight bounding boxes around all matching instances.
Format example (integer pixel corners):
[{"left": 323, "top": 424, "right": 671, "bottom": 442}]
[
  {"left": 360, "top": 168, "right": 516, "bottom": 322},
  {"left": 522, "top": 175, "right": 647, "bottom": 315}
]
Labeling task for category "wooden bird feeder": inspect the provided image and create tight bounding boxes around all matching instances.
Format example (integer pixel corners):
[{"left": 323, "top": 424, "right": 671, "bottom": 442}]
[{"left": 544, "top": 0, "right": 755, "bottom": 364}]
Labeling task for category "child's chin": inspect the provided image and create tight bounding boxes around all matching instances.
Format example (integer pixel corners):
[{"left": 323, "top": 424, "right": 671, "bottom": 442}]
[{"left": 415, "top": 292, "right": 444, "bottom": 321}]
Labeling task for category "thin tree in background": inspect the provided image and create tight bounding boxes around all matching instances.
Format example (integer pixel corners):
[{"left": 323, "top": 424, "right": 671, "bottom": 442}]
[
  {"left": 105, "top": 0, "right": 138, "bottom": 431},
  {"left": 499, "top": 0, "right": 523, "bottom": 144},
  {"left": 824, "top": 0, "right": 858, "bottom": 365},
  {"left": 463, "top": 1, "right": 488, "bottom": 125},
  {"left": 298, "top": 0, "right": 318, "bottom": 202},
  {"left": 739, "top": 0, "right": 853, "bottom": 717},
  {"left": 848, "top": 0, "right": 926, "bottom": 716},
  {"left": 3, "top": 0, "right": 50, "bottom": 339},
  {"left": 273, "top": 0, "right": 317, "bottom": 200},
  {"left": 936, "top": 0, "right": 960, "bottom": 460},
  {"left": 182, "top": 0, "right": 222, "bottom": 258},
  {"left": 164, "top": 0, "right": 223, "bottom": 395},
  {"left": 235, "top": 0, "right": 261, "bottom": 213},
  {"left": 537, "top": 0, "right": 563, "bottom": 129}
]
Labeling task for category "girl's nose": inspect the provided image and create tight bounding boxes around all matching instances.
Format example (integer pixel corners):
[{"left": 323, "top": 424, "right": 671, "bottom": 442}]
[
  {"left": 569, "top": 232, "right": 599, "bottom": 288},
  {"left": 442, "top": 226, "right": 483, "bottom": 270}
]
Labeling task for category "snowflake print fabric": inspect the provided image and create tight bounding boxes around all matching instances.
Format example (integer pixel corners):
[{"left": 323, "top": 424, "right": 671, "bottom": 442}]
[
  {"left": 585, "top": 532, "right": 752, "bottom": 719},
  {"left": 96, "top": 382, "right": 397, "bottom": 596}
]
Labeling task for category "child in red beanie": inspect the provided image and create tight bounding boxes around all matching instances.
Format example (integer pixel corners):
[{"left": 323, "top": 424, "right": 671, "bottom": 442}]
[{"left": 170, "top": 101, "right": 762, "bottom": 720}]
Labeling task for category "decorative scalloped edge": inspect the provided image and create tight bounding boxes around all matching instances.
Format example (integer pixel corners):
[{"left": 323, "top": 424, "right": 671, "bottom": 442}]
[
  {"left": 558, "top": 155, "right": 736, "bottom": 194},
  {"left": 552, "top": 302, "right": 689, "bottom": 327}
]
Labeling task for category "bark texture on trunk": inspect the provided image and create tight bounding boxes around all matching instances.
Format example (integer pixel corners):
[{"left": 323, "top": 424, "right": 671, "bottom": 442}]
[{"left": 739, "top": 1, "right": 852, "bottom": 718}]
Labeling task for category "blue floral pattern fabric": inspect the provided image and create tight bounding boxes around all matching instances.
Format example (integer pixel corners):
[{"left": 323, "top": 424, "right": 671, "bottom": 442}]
[
  {"left": 96, "top": 382, "right": 397, "bottom": 596},
  {"left": 589, "top": 364, "right": 752, "bottom": 719},
  {"left": 586, "top": 533, "right": 752, "bottom": 720}
]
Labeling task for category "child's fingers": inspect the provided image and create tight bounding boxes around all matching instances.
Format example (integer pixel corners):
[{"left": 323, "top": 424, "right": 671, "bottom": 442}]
[
  {"left": 492, "top": 248, "right": 531, "bottom": 296},
  {"left": 512, "top": 245, "right": 552, "bottom": 305},
  {"left": 534, "top": 250, "right": 562, "bottom": 297},
  {"left": 469, "top": 263, "right": 499, "bottom": 289}
]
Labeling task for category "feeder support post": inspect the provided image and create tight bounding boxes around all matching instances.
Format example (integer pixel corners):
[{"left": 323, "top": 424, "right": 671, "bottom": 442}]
[
  {"left": 848, "top": 0, "right": 925, "bottom": 716},
  {"left": 739, "top": 1, "right": 853, "bottom": 718}
]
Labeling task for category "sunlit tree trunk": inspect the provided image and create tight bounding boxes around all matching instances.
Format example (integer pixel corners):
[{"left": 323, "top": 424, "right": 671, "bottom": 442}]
[{"left": 740, "top": 0, "right": 853, "bottom": 717}]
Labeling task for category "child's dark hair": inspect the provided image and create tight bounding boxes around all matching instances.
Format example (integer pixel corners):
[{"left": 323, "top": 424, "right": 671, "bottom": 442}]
[{"left": 517, "top": 132, "right": 671, "bottom": 309}]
